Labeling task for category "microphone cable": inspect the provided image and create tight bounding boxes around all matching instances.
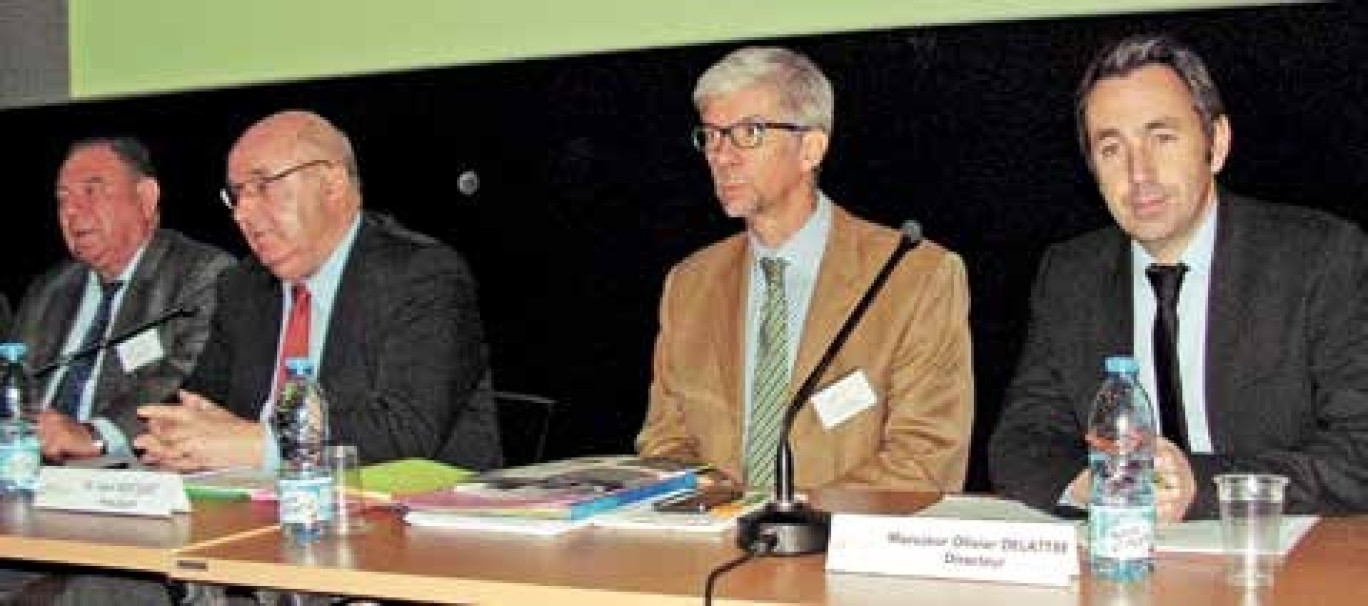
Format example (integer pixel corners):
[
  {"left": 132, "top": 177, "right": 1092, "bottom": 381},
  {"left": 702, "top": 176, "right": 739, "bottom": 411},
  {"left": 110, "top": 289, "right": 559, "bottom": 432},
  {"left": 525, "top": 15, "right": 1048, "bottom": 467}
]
[{"left": 702, "top": 531, "right": 778, "bottom": 605}]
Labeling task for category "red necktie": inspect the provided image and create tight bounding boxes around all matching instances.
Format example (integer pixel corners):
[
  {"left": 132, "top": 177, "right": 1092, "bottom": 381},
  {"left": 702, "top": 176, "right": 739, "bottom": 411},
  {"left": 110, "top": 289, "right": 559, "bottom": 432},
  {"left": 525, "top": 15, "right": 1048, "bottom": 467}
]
[{"left": 276, "top": 283, "right": 311, "bottom": 400}]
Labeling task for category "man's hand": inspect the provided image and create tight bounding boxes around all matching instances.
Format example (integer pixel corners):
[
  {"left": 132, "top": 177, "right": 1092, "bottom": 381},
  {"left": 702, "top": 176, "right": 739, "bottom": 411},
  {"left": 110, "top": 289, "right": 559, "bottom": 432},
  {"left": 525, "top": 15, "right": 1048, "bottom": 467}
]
[
  {"left": 134, "top": 390, "right": 264, "bottom": 472},
  {"left": 1154, "top": 437, "right": 1196, "bottom": 523},
  {"left": 1066, "top": 468, "right": 1091, "bottom": 505},
  {"left": 34, "top": 410, "right": 102, "bottom": 461}
]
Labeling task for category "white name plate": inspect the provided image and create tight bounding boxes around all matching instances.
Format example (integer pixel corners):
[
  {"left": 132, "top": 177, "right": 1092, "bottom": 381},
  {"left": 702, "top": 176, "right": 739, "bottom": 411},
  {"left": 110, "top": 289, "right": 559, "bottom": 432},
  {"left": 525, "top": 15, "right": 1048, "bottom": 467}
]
[
  {"left": 826, "top": 513, "right": 1079, "bottom": 587},
  {"left": 34, "top": 467, "right": 191, "bottom": 517}
]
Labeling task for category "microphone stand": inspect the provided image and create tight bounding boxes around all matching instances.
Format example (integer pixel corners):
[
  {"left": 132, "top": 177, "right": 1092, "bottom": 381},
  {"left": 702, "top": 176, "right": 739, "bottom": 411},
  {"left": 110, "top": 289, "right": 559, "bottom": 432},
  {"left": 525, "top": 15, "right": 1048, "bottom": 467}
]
[
  {"left": 737, "top": 222, "right": 921, "bottom": 556},
  {"left": 32, "top": 306, "right": 197, "bottom": 378}
]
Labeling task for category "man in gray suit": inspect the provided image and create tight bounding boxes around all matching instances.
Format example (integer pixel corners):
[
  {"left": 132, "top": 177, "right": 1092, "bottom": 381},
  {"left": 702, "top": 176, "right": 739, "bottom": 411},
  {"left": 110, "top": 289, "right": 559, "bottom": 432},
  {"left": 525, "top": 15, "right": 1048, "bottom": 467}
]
[
  {"left": 135, "top": 110, "right": 500, "bottom": 472},
  {"left": 11, "top": 136, "right": 233, "bottom": 462},
  {"left": 990, "top": 34, "right": 1368, "bottom": 520}
]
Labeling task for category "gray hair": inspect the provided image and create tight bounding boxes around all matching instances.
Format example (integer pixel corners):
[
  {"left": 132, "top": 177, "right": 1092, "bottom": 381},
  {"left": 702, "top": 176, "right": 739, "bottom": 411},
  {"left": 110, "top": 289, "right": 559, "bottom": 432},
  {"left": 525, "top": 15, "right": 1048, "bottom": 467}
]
[{"left": 693, "top": 46, "right": 834, "bottom": 133}]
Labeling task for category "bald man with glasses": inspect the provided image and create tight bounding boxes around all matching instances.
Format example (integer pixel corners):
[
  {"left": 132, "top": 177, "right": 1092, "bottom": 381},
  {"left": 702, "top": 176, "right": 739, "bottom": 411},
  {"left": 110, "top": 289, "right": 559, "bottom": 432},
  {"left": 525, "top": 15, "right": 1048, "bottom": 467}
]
[
  {"left": 134, "top": 110, "right": 501, "bottom": 473},
  {"left": 637, "top": 47, "right": 974, "bottom": 491}
]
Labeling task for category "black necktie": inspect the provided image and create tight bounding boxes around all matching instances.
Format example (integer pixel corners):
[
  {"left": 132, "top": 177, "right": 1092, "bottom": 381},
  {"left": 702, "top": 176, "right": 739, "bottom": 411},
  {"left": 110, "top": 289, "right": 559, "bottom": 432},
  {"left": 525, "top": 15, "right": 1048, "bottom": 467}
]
[
  {"left": 51, "top": 280, "right": 124, "bottom": 418},
  {"left": 1146, "top": 264, "right": 1188, "bottom": 451}
]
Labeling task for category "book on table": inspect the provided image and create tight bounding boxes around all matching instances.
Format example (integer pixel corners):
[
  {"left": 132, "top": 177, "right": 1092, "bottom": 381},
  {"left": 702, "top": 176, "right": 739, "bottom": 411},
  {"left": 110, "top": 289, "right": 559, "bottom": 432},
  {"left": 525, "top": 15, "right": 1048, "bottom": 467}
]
[{"left": 399, "top": 455, "right": 700, "bottom": 522}]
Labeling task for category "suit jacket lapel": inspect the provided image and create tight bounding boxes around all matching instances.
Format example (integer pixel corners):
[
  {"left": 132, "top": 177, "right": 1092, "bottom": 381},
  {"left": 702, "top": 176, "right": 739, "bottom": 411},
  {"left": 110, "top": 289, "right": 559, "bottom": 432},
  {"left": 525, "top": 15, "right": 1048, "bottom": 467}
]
[
  {"left": 713, "top": 238, "right": 745, "bottom": 461},
  {"left": 1204, "top": 196, "right": 1247, "bottom": 452},
  {"left": 239, "top": 265, "right": 284, "bottom": 416},
  {"left": 33, "top": 270, "right": 85, "bottom": 396},
  {"left": 792, "top": 206, "right": 864, "bottom": 394},
  {"left": 321, "top": 216, "right": 372, "bottom": 385},
  {"left": 91, "top": 232, "right": 170, "bottom": 410},
  {"left": 1098, "top": 235, "right": 1132, "bottom": 371}
]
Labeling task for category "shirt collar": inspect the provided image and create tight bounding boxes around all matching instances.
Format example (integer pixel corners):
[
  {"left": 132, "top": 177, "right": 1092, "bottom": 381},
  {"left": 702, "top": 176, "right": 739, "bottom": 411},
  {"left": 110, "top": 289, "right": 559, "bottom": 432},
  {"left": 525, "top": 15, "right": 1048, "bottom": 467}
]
[
  {"left": 748, "top": 191, "right": 832, "bottom": 265},
  {"left": 1131, "top": 197, "right": 1219, "bottom": 276},
  {"left": 294, "top": 212, "right": 363, "bottom": 297},
  {"left": 87, "top": 237, "right": 150, "bottom": 289}
]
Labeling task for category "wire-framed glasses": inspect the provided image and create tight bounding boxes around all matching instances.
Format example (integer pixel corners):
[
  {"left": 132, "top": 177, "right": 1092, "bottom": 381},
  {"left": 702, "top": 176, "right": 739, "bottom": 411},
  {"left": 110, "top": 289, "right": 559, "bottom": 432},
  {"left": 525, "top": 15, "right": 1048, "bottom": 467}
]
[{"left": 220, "top": 159, "right": 332, "bottom": 209}]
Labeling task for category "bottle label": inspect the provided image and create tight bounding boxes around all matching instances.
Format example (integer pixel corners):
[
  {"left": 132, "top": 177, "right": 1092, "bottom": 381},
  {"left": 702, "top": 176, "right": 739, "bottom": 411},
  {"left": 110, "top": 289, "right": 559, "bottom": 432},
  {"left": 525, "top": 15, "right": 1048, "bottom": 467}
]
[
  {"left": 0, "top": 440, "right": 40, "bottom": 488},
  {"left": 277, "top": 475, "right": 335, "bottom": 525},
  {"left": 1090, "top": 504, "right": 1155, "bottom": 559}
]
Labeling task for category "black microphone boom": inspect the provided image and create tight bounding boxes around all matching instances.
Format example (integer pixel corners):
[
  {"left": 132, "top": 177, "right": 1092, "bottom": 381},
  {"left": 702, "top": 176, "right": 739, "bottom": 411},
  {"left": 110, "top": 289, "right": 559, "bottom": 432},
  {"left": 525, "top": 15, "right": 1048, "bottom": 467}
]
[
  {"left": 32, "top": 305, "right": 197, "bottom": 378},
  {"left": 737, "top": 220, "right": 923, "bottom": 556}
]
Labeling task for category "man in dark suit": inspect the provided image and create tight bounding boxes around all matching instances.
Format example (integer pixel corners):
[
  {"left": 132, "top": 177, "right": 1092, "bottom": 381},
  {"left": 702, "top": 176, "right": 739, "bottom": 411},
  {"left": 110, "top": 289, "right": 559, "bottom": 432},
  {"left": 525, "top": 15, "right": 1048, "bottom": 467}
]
[
  {"left": 134, "top": 110, "right": 500, "bottom": 471},
  {"left": 990, "top": 34, "right": 1368, "bottom": 520},
  {"left": 10, "top": 136, "right": 232, "bottom": 462}
]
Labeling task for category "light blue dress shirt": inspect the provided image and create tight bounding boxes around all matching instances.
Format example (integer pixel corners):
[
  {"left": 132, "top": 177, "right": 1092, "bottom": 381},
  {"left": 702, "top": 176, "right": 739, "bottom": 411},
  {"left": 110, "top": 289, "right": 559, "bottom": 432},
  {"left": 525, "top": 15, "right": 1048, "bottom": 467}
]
[
  {"left": 740, "top": 192, "right": 832, "bottom": 453},
  {"left": 1131, "top": 200, "right": 1218, "bottom": 454},
  {"left": 259, "top": 213, "right": 362, "bottom": 469},
  {"left": 44, "top": 242, "right": 149, "bottom": 456}
]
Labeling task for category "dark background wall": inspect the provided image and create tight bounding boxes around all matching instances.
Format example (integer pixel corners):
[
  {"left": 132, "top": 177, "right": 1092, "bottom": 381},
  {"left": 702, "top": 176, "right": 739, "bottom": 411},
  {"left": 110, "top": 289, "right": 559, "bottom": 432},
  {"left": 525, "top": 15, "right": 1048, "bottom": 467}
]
[{"left": 0, "top": 4, "right": 1361, "bottom": 490}]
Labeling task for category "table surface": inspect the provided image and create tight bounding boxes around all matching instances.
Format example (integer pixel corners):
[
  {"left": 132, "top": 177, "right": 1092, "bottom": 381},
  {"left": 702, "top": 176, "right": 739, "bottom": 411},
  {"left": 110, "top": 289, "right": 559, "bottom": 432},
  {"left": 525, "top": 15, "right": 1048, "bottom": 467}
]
[
  {"left": 0, "top": 493, "right": 278, "bottom": 572},
  {"left": 167, "top": 491, "right": 1368, "bottom": 605}
]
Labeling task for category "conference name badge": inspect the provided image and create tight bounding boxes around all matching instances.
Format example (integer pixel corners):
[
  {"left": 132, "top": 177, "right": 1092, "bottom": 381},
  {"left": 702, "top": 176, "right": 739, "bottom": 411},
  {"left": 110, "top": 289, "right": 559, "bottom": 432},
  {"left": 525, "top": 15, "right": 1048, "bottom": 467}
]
[
  {"left": 812, "top": 370, "right": 877, "bottom": 429},
  {"left": 117, "top": 328, "right": 165, "bottom": 373},
  {"left": 826, "top": 513, "right": 1079, "bottom": 587}
]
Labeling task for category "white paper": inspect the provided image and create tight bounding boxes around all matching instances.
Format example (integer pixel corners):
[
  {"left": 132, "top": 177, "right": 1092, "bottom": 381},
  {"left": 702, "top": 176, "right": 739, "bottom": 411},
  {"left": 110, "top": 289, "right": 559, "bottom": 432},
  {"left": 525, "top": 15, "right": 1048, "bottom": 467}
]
[
  {"left": 403, "top": 511, "right": 589, "bottom": 536},
  {"left": 916, "top": 495, "right": 1073, "bottom": 524},
  {"left": 920, "top": 496, "right": 1319, "bottom": 558},
  {"left": 812, "top": 370, "right": 877, "bottom": 429},
  {"left": 116, "top": 328, "right": 165, "bottom": 373},
  {"left": 1155, "top": 515, "right": 1319, "bottom": 555}
]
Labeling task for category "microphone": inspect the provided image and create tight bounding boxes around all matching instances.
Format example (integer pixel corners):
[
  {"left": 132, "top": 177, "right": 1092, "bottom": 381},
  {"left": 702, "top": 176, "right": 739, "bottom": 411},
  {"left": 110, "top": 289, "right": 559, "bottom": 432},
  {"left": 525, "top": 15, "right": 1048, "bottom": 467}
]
[
  {"left": 32, "top": 304, "right": 198, "bottom": 378},
  {"left": 737, "top": 219, "right": 924, "bottom": 556}
]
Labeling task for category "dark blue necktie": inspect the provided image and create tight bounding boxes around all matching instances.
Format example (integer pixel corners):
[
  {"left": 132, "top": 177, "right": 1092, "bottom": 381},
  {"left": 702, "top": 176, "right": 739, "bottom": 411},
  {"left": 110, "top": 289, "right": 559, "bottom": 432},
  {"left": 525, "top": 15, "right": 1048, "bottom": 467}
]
[{"left": 51, "top": 280, "right": 124, "bottom": 418}]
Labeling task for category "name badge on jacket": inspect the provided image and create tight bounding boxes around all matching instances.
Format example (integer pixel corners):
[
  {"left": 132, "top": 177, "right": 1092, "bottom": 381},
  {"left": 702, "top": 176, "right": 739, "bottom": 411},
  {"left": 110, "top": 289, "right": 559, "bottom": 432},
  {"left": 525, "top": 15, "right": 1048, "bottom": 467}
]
[
  {"left": 117, "top": 328, "right": 165, "bottom": 373},
  {"left": 812, "top": 370, "right": 877, "bottom": 429}
]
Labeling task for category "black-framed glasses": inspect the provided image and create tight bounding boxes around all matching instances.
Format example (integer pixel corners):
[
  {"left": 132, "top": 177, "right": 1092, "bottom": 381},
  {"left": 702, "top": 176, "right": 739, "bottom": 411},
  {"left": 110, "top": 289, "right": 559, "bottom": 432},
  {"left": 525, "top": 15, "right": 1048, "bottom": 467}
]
[
  {"left": 220, "top": 159, "right": 332, "bottom": 209},
  {"left": 691, "top": 120, "right": 810, "bottom": 152}
]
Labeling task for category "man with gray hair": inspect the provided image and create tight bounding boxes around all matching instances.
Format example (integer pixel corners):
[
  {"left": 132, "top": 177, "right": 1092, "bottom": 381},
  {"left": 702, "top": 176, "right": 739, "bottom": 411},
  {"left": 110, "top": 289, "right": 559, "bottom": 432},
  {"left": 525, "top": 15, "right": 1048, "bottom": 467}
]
[{"left": 637, "top": 46, "right": 974, "bottom": 490}]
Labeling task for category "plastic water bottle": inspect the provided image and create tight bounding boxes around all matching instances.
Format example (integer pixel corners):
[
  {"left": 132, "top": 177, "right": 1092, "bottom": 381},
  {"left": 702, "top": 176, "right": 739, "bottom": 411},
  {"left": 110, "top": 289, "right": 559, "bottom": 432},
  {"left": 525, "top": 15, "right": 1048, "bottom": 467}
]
[
  {"left": 1087, "top": 355, "right": 1157, "bottom": 582},
  {"left": 0, "top": 342, "right": 40, "bottom": 493},
  {"left": 273, "top": 358, "right": 333, "bottom": 543}
]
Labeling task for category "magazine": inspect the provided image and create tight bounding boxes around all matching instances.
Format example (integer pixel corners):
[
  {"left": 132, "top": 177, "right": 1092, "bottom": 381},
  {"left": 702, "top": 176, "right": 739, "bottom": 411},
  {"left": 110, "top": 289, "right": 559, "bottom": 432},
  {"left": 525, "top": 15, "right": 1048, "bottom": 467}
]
[{"left": 400, "top": 455, "right": 700, "bottom": 521}]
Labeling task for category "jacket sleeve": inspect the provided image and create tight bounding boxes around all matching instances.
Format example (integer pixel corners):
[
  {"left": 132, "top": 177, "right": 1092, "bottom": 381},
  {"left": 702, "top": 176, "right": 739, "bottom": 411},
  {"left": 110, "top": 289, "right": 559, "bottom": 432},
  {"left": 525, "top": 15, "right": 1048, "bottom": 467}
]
[
  {"left": 989, "top": 248, "right": 1091, "bottom": 512},
  {"left": 836, "top": 250, "right": 975, "bottom": 491}
]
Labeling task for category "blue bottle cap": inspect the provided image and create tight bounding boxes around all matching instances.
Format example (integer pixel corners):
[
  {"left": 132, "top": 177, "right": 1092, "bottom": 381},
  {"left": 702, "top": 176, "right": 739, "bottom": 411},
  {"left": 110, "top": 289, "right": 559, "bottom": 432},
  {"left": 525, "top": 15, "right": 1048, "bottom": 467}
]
[
  {"left": 284, "top": 357, "right": 314, "bottom": 377},
  {"left": 0, "top": 342, "right": 27, "bottom": 362},
  {"left": 1104, "top": 355, "right": 1138, "bottom": 374}
]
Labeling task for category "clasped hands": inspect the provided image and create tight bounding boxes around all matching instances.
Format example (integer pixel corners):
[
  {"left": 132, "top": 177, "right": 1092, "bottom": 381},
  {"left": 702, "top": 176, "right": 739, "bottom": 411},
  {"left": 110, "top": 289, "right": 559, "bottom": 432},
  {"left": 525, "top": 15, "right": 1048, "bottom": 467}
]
[
  {"left": 1067, "top": 437, "right": 1196, "bottom": 523},
  {"left": 133, "top": 390, "right": 264, "bottom": 472}
]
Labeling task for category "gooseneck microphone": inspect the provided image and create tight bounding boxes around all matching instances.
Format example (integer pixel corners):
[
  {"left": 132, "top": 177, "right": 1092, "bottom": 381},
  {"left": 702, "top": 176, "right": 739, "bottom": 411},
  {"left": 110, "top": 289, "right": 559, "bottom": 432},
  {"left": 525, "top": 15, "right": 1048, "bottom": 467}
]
[
  {"left": 32, "top": 305, "right": 198, "bottom": 378},
  {"left": 737, "top": 220, "right": 924, "bottom": 556}
]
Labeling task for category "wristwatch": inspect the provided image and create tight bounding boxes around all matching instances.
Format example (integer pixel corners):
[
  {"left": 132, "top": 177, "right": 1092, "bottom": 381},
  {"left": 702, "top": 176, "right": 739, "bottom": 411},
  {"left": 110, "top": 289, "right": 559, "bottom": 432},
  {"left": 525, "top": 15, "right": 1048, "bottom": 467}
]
[{"left": 81, "top": 422, "right": 107, "bottom": 455}]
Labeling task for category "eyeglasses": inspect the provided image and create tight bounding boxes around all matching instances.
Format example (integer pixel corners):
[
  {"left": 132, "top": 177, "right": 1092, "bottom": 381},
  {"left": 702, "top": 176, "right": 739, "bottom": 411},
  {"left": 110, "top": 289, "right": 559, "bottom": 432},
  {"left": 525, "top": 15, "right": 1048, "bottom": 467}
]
[
  {"left": 690, "top": 120, "right": 810, "bottom": 152},
  {"left": 220, "top": 159, "right": 332, "bottom": 209}
]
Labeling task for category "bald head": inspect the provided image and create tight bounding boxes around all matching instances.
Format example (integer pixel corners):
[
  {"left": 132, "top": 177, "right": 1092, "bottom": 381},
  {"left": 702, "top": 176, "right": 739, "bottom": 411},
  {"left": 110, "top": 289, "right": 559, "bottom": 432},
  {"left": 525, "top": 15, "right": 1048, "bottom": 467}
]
[{"left": 226, "top": 110, "right": 362, "bottom": 282}]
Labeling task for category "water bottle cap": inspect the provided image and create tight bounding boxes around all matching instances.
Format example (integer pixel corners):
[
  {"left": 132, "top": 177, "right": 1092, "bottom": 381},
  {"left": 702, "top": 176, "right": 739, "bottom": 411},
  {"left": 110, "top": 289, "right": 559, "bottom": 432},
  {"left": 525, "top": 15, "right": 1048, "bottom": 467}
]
[
  {"left": 1104, "top": 355, "right": 1138, "bottom": 373},
  {"left": 0, "top": 342, "right": 27, "bottom": 361},
  {"left": 284, "top": 357, "right": 314, "bottom": 376}
]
